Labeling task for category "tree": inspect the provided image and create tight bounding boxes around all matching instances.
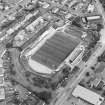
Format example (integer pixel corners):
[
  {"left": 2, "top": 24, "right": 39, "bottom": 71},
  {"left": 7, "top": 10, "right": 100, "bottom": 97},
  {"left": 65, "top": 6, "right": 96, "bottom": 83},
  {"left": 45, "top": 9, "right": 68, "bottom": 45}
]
[
  {"left": 87, "top": 41, "right": 97, "bottom": 50},
  {"left": 12, "top": 96, "right": 20, "bottom": 105},
  {"left": 25, "top": 97, "right": 38, "bottom": 105},
  {"left": 102, "top": 90, "right": 105, "bottom": 97},
  {"left": 92, "top": 31, "right": 100, "bottom": 42},
  {"left": 97, "top": 23, "right": 103, "bottom": 32},
  {"left": 9, "top": 68, "right": 16, "bottom": 75},
  {"left": 60, "top": 79, "right": 67, "bottom": 87},
  {"left": 71, "top": 16, "right": 82, "bottom": 28},
  {"left": 6, "top": 42, "right": 13, "bottom": 48},
  {"left": 85, "top": 72, "right": 90, "bottom": 77},
  {"left": 97, "top": 51, "right": 105, "bottom": 62},
  {"left": 91, "top": 66, "right": 95, "bottom": 70},
  {"left": 82, "top": 50, "right": 91, "bottom": 62},
  {"left": 62, "top": 66, "right": 71, "bottom": 78},
  {"left": 10, "top": 78, "right": 18, "bottom": 86},
  {"left": 32, "top": 77, "right": 46, "bottom": 87},
  {"left": 97, "top": 56, "right": 102, "bottom": 62},
  {"left": 50, "top": 82, "right": 58, "bottom": 90},
  {"left": 36, "top": 91, "right": 52, "bottom": 104},
  {"left": 13, "top": 91, "right": 19, "bottom": 96},
  {"left": 99, "top": 0, "right": 103, "bottom": 3},
  {"left": 0, "top": 20, "right": 14, "bottom": 30},
  {"left": 72, "top": 66, "right": 79, "bottom": 72},
  {"left": 25, "top": 71, "right": 31, "bottom": 78},
  {"left": 16, "top": 47, "right": 22, "bottom": 52},
  {"left": 24, "top": 1, "right": 40, "bottom": 12},
  {"left": 99, "top": 0, "right": 105, "bottom": 10}
]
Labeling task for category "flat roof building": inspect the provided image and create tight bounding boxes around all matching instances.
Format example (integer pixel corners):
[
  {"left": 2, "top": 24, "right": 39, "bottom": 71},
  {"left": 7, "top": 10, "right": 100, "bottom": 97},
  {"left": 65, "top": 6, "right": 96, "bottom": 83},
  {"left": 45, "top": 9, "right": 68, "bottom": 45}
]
[
  {"left": 86, "top": 15, "right": 101, "bottom": 22},
  {"left": 72, "top": 85, "right": 104, "bottom": 105}
]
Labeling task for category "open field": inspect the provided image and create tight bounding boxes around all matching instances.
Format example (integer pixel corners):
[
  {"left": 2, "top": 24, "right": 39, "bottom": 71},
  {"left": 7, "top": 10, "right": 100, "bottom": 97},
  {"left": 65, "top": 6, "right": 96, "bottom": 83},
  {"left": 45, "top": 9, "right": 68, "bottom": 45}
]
[{"left": 31, "top": 31, "right": 80, "bottom": 70}]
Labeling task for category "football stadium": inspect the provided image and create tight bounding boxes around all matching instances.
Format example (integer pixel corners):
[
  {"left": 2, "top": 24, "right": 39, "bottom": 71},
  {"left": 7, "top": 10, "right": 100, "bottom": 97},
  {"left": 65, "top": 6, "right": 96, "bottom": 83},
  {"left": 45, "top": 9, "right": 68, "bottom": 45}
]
[{"left": 27, "top": 29, "right": 81, "bottom": 74}]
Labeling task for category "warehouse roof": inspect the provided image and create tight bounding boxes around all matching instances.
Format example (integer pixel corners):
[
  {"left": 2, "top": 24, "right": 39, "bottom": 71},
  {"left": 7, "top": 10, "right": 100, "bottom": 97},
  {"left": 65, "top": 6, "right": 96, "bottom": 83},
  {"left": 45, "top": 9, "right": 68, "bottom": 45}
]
[{"left": 72, "top": 85, "right": 104, "bottom": 105}]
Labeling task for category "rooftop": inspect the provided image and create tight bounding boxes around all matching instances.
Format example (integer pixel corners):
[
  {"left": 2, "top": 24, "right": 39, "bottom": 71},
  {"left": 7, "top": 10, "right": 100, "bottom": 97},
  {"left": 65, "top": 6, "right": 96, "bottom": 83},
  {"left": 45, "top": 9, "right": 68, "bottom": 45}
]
[
  {"left": 0, "top": 88, "right": 5, "bottom": 100},
  {"left": 72, "top": 85, "right": 104, "bottom": 105}
]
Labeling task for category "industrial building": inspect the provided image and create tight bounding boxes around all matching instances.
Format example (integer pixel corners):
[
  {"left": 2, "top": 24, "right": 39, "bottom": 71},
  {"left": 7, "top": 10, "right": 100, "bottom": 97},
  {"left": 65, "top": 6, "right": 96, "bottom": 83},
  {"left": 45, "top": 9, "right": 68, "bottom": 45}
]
[{"left": 72, "top": 85, "right": 104, "bottom": 105}]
